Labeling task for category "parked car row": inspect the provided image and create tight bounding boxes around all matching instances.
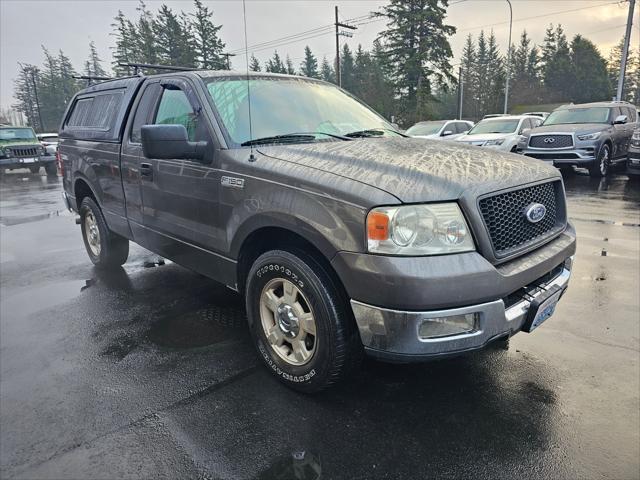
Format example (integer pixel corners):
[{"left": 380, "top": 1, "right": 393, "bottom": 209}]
[{"left": 406, "top": 100, "right": 639, "bottom": 178}]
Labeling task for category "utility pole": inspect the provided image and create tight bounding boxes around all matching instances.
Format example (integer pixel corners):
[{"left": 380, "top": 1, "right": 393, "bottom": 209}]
[
  {"left": 334, "top": 6, "right": 357, "bottom": 87},
  {"left": 29, "top": 67, "right": 44, "bottom": 133},
  {"left": 503, "top": 0, "right": 513, "bottom": 114},
  {"left": 457, "top": 67, "right": 464, "bottom": 120},
  {"left": 617, "top": 0, "right": 636, "bottom": 101}
]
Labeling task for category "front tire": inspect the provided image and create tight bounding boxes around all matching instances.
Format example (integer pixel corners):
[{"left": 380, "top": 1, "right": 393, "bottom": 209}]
[
  {"left": 589, "top": 144, "right": 611, "bottom": 178},
  {"left": 79, "top": 197, "right": 129, "bottom": 268},
  {"left": 29, "top": 166, "right": 40, "bottom": 174},
  {"left": 246, "top": 249, "right": 362, "bottom": 393}
]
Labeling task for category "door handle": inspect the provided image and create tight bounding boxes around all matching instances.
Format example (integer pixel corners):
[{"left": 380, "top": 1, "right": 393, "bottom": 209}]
[{"left": 140, "top": 163, "right": 153, "bottom": 180}]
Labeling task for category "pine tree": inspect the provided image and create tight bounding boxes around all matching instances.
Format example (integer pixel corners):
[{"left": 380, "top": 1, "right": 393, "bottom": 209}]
[
  {"left": 135, "top": 1, "right": 158, "bottom": 71},
  {"left": 13, "top": 64, "right": 42, "bottom": 131},
  {"left": 460, "top": 34, "right": 477, "bottom": 119},
  {"left": 190, "top": 0, "right": 225, "bottom": 69},
  {"left": 607, "top": 37, "right": 638, "bottom": 102},
  {"left": 111, "top": 10, "right": 137, "bottom": 76},
  {"left": 542, "top": 24, "right": 572, "bottom": 101},
  {"left": 486, "top": 30, "right": 505, "bottom": 114},
  {"left": 509, "top": 31, "right": 542, "bottom": 107},
  {"left": 57, "top": 50, "right": 81, "bottom": 103},
  {"left": 249, "top": 54, "right": 261, "bottom": 72},
  {"left": 285, "top": 55, "right": 295, "bottom": 75},
  {"left": 376, "top": 0, "right": 456, "bottom": 124},
  {"left": 569, "top": 35, "right": 611, "bottom": 103},
  {"left": 266, "top": 51, "right": 286, "bottom": 73},
  {"left": 86, "top": 41, "right": 108, "bottom": 78},
  {"left": 340, "top": 44, "right": 356, "bottom": 92},
  {"left": 299, "top": 46, "right": 319, "bottom": 78},
  {"left": 320, "top": 56, "right": 335, "bottom": 83},
  {"left": 153, "top": 5, "right": 196, "bottom": 67}
]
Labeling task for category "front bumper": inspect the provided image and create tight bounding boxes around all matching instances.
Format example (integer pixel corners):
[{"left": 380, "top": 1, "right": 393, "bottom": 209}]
[
  {"left": 351, "top": 258, "right": 572, "bottom": 361},
  {"left": 0, "top": 155, "right": 55, "bottom": 168},
  {"left": 520, "top": 148, "right": 596, "bottom": 166},
  {"left": 627, "top": 149, "right": 640, "bottom": 175}
]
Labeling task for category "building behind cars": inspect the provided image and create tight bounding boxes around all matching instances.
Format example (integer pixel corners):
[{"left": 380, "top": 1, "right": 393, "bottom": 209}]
[
  {"left": 517, "top": 101, "right": 638, "bottom": 177},
  {"left": 405, "top": 120, "right": 473, "bottom": 141},
  {"left": 455, "top": 115, "right": 543, "bottom": 152}
]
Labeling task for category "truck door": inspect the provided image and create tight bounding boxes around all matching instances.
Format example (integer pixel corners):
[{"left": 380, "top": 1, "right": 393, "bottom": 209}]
[{"left": 138, "top": 78, "right": 224, "bottom": 262}]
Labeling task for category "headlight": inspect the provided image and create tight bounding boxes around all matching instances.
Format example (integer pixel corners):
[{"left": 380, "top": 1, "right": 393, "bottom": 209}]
[
  {"left": 577, "top": 132, "right": 600, "bottom": 140},
  {"left": 367, "top": 203, "right": 475, "bottom": 255},
  {"left": 484, "top": 138, "right": 505, "bottom": 146}
]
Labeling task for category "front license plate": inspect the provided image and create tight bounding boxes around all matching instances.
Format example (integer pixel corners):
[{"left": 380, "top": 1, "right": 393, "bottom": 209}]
[
  {"left": 522, "top": 285, "right": 565, "bottom": 333},
  {"left": 22, "top": 158, "right": 36, "bottom": 163}
]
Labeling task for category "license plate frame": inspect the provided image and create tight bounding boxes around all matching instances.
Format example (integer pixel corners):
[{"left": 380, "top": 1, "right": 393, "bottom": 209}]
[
  {"left": 521, "top": 284, "right": 565, "bottom": 333},
  {"left": 21, "top": 157, "right": 37, "bottom": 164}
]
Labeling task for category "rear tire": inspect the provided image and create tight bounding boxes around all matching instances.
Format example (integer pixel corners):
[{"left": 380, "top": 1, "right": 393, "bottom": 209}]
[
  {"left": 245, "top": 249, "right": 362, "bottom": 393},
  {"left": 79, "top": 197, "right": 129, "bottom": 268},
  {"left": 44, "top": 162, "right": 57, "bottom": 176},
  {"left": 589, "top": 144, "right": 611, "bottom": 178}
]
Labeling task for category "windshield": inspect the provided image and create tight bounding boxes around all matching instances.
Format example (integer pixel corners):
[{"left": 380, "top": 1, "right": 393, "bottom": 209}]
[
  {"left": 205, "top": 77, "right": 397, "bottom": 145},
  {"left": 544, "top": 107, "right": 610, "bottom": 125},
  {"left": 467, "top": 119, "right": 519, "bottom": 135},
  {"left": 0, "top": 128, "right": 36, "bottom": 141},
  {"left": 406, "top": 121, "right": 446, "bottom": 136}
]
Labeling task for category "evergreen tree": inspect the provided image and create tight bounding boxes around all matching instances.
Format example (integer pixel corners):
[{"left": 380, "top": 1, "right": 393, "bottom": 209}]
[
  {"left": 542, "top": 24, "right": 572, "bottom": 101},
  {"left": 353, "top": 45, "right": 370, "bottom": 94},
  {"left": 135, "top": 1, "right": 158, "bottom": 71},
  {"left": 13, "top": 64, "right": 42, "bottom": 131},
  {"left": 299, "top": 46, "right": 319, "bottom": 78},
  {"left": 86, "top": 41, "right": 108, "bottom": 78},
  {"left": 340, "top": 44, "right": 356, "bottom": 92},
  {"left": 485, "top": 31, "right": 505, "bottom": 114},
  {"left": 569, "top": 35, "right": 611, "bottom": 103},
  {"left": 607, "top": 37, "right": 639, "bottom": 102},
  {"left": 460, "top": 34, "right": 478, "bottom": 119},
  {"left": 376, "top": 0, "right": 456, "bottom": 124},
  {"left": 58, "top": 50, "right": 81, "bottom": 102},
  {"left": 111, "top": 10, "right": 137, "bottom": 76},
  {"left": 153, "top": 5, "right": 196, "bottom": 67},
  {"left": 249, "top": 54, "right": 261, "bottom": 72},
  {"left": 190, "top": 0, "right": 225, "bottom": 69},
  {"left": 509, "top": 31, "right": 542, "bottom": 107},
  {"left": 285, "top": 55, "right": 296, "bottom": 75},
  {"left": 320, "top": 56, "right": 335, "bottom": 83},
  {"left": 360, "top": 40, "right": 395, "bottom": 119},
  {"left": 266, "top": 51, "right": 286, "bottom": 73}
]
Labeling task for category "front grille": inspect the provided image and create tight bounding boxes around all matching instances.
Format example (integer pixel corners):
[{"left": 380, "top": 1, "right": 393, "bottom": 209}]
[
  {"left": 8, "top": 147, "right": 40, "bottom": 158},
  {"left": 525, "top": 153, "right": 581, "bottom": 160},
  {"left": 529, "top": 134, "right": 573, "bottom": 149},
  {"left": 479, "top": 181, "right": 565, "bottom": 258}
]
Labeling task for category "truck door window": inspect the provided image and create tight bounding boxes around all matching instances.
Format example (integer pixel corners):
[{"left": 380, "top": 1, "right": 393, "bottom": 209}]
[
  {"left": 130, "top": 83, "right": 161, "bottom": 144},
  {"left": 155, "top": 87, "right": 199, "bottom": 141}
]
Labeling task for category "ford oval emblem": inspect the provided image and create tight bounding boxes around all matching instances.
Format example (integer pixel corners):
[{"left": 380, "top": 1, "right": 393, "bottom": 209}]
[{"left": 525, "top": 203, "right": 547, "bottom": 223}]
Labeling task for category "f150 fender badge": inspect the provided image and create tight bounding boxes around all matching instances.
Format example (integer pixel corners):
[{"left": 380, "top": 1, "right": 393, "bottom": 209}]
[
  {"left": 524, "top": 203, "right": 546, "bottom": 223},
  {"left": 221, "top": 176, "right": 245, "bottom": 189}
]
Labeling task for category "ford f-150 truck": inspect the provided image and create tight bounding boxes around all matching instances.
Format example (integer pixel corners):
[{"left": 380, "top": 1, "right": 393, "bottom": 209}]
[{"left": 59, "top": 71, "right": 576, "bottom": 392}]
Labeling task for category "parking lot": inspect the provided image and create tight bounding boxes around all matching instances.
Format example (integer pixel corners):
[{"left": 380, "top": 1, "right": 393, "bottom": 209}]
[{"left": 0, "top": 169, "right": 638, "bottom": 479}]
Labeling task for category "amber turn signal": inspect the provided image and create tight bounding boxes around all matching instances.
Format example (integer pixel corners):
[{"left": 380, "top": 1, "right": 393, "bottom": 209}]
[{"left": 367, "top": 211, "right": 389, "bottom": 241}]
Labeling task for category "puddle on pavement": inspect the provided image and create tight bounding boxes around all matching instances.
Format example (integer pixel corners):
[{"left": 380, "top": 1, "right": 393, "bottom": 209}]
[
  {"left": 1, "top": 279, "right": 88, "bottom": 320},
  {"left": 146, "top": 304, "right": 247, "bottom": 348},
  {"left": 257, "top": 451, "right": 321, "bottom": 480}
]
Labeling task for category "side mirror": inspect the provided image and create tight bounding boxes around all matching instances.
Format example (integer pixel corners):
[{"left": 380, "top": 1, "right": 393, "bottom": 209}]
[
  {"left": 442, "top": 130, "right": 454, "bottom": 136},
  {"left": 614, "top": 115, "right": 628, "bottom": 125},
  {"left": 141, "top": 124, "right": 207, "bottom": 161},
  {"left": 520, "top": 128, "right": 531, "bottom": 135}
]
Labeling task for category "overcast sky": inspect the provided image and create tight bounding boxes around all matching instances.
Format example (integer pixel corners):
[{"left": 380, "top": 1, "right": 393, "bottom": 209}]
[{"left": 1, "top": 0, "right": 638, "bottom": 108}]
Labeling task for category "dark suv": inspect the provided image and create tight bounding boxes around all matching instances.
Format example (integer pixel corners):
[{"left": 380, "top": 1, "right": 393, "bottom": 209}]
[
  {"left": 59, "top": 71, "right": 576, "bottom": 392},
  {"left": 518, "top": 101, "right": 638, "bottom": 177}
]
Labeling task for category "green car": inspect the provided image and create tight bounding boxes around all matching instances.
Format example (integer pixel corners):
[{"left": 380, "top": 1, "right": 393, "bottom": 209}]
[{"left": 0, "top": 126, "right": 57, "bottom": 175}]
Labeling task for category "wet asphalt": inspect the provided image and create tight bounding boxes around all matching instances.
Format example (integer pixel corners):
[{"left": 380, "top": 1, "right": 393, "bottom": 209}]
[{"left": 0, "top": 167, "right": 638, "bottom": 480}]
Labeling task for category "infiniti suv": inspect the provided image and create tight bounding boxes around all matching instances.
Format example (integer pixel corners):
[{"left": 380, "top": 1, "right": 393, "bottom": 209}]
[{"left": 518, "top": 101, "right": 638, "bottom": 177}]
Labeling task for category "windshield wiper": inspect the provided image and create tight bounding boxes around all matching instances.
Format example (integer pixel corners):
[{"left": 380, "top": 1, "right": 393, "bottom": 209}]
[
  {"left": 345, "top": 128, "right": 408, "bottom": 138},
  {"left": 241, "top": 134, "right": 317, "bottom": 147},
  {"left": 240, "top": 131, "right": 353, "bottom": 147}
]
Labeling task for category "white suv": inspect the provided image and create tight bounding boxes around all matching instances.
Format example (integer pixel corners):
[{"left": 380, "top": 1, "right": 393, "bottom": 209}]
[
  {"left": 406, "top": 120, "right": 474, "bottom": 141},
  {"left": 455, "top": 115, "right": 543, "bottom": 152}
]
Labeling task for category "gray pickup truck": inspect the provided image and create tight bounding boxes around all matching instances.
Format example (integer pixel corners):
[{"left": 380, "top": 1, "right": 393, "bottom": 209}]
[{"left": 59, "top": 72, "right": 576, "bottom": 392}]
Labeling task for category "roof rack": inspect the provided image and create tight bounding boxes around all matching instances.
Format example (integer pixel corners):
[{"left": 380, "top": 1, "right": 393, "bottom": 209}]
[
  {"left": 72, "top": 75, "right": 113, "bottom": 86},
  {"left": 118, "top": 62, "right": 198, "bottom": 75}
]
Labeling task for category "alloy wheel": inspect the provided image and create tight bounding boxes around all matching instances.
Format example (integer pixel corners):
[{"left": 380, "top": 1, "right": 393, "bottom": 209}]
[{"left": 84, "top": 211, "right": 101, "bottom": 256}]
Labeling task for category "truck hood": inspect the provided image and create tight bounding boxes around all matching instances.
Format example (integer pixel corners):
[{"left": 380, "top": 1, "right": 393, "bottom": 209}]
[
  {"left": 258, "top": 137, "right": 559, "bottom": 203},
  {"left": 531, "top": 123, "right": 608, "bottom": 134}
]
